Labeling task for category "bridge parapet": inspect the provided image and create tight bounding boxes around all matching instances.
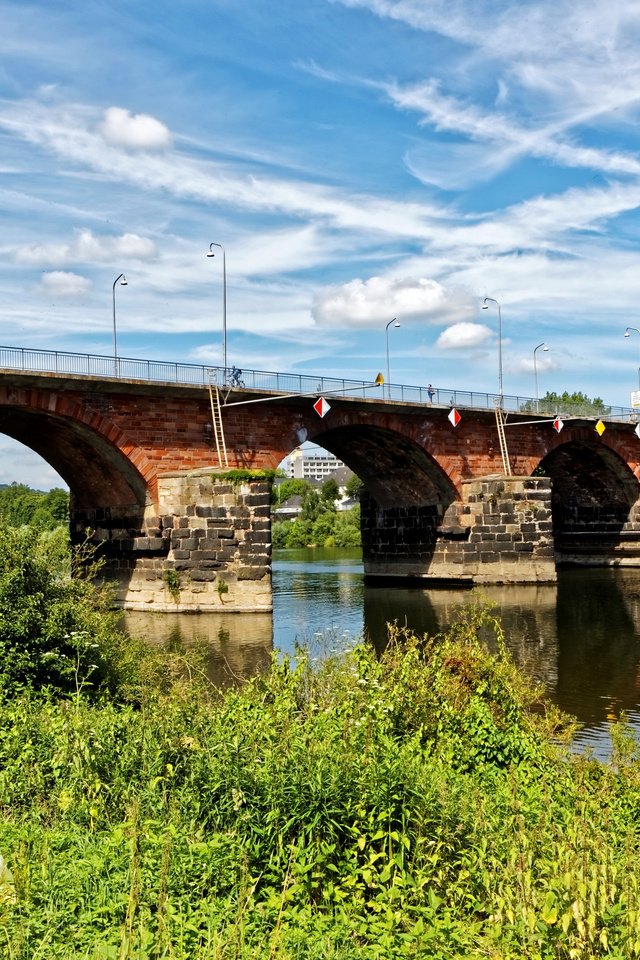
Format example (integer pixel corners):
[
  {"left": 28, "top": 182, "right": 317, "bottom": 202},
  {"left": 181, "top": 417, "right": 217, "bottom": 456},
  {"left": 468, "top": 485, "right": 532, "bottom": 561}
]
[{"left": 0, "top": 344, "right": 634, "bottom": 420}]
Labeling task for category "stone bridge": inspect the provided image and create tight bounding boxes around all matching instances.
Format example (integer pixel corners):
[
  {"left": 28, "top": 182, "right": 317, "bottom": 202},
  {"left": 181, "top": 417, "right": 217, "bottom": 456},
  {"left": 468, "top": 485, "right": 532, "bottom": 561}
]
[{"left": 1, "top": 368, "right": 639, "bottom": 611}]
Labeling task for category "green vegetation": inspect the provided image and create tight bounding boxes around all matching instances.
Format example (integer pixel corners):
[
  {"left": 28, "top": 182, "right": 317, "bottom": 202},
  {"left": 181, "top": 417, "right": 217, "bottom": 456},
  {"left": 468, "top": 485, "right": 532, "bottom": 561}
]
[
  {"left": 521, "top": 390, "right": 611, "bottom": 417},
  {"left": 0, "top": 527, "right": 146, "bottom": 699},
  {"left": 273, "top": 478, "right": 361, "bottom": 548},
  {"left": 213, "top": 468, "right": 281, "bottom": 485},
  {"left": 1, "top": 532, "right": 640, "bottom": 957},
  {"left": 272, "top": 478, "right": 312, "bottom": 505},
  {"left": 162, "top": 569, "right": 181, "bottom": 604},
  {"left": 344, "top": 473, "right": 363, "bottom": 499},
  {"left": 0, "top": 482, "right": 69, "bottom": 530}
]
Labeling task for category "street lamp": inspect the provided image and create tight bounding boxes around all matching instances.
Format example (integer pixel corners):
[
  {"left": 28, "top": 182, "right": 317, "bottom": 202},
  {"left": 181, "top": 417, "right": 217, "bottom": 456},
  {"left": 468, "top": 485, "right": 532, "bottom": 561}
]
[
  {"left": 481, "top": 296, "right": 503, "bottom": 404},
  {"left": 385, "top": 318, "right": 400, "bottom": 399},
  {"left": 207, "top": 242, "right": 227, "bottom": 375},
  {"left": 624, "top": 326, "right": 640, "bottom": 392},
  {"left": 533, "top": 342, "right": 549, "bottom": 411},
  {"left": 112, "top": 273, "right": 127, "bottom": 374}
]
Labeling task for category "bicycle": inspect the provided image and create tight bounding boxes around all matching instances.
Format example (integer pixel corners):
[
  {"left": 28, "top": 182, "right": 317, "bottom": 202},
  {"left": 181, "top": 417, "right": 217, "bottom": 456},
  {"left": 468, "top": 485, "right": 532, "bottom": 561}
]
[{"left": 226, "top": 366, "right": 245, "bottom": 388}]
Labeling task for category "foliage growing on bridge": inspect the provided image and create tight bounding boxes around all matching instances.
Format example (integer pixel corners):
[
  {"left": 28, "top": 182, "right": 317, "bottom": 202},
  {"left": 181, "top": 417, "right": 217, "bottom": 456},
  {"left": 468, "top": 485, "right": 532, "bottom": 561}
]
[
  {"left": 212, "top": 468, "right": 282, "bottom": 485},
  {"left": 1, "top": 573, "right": 640, "bottom": 957}
]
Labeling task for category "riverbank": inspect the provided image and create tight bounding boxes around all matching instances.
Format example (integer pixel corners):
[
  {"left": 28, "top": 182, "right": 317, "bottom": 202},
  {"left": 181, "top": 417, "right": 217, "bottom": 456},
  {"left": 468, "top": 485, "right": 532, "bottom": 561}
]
[{"left": 1, "top": 597, "right": 640, "bottom": 958}]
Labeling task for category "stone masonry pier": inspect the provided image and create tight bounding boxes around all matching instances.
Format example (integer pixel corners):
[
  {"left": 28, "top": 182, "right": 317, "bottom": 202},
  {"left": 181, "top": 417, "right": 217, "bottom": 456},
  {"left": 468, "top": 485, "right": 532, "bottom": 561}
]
[
  {"left": 362, "top": 476, "right": 556, "bottom": 584},
  {"left": 72, "top": 472, "right": 272, "bottom": 612}
]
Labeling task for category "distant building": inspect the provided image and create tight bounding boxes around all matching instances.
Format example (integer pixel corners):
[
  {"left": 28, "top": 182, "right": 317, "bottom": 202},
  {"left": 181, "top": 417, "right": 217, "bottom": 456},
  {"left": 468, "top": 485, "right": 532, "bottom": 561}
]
[{"left": 288, "top": 446, "right": 345, "bottom": 480}]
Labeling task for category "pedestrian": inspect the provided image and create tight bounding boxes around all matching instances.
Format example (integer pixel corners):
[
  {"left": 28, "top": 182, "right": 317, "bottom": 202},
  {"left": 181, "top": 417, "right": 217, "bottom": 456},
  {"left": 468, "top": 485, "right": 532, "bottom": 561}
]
[{"left": 427, "top": 383, "right": 435, "bottom": 403}]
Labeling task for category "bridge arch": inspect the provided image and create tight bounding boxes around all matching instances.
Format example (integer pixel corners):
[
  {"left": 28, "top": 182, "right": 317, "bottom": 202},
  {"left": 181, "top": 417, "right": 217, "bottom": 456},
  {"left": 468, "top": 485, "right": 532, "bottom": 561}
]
[
  {"left": 0, "top": 390, "right": 152, "bottom": 512},
  {"left": 308, "top": 422, "right": 459, "bottom": 509},
  {"left": 537, "top": 439, "right": 640, "bottom": 535},
  {"left": 306, "top": 422, "right": 460, "bottom": 581}
]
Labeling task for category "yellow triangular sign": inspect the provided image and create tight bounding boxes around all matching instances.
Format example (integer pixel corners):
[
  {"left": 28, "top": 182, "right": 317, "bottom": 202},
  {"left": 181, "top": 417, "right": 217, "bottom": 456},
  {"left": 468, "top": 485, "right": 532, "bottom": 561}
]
[{"left": 375, "top": 372, "right": 384, "bottom": 385}]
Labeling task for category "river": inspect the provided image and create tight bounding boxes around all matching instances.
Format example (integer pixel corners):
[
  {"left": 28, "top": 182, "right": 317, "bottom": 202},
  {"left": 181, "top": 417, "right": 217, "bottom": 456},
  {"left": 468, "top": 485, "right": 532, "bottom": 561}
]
[{"left": 123, "top": 548, "right": 640, "bottom": 758}]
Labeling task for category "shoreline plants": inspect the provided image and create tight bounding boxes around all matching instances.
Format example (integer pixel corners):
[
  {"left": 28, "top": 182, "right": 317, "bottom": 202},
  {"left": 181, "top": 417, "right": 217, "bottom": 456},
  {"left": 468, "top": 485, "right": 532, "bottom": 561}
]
[{"left": 0, "top": 529, "right": 639, "bottom": 957}]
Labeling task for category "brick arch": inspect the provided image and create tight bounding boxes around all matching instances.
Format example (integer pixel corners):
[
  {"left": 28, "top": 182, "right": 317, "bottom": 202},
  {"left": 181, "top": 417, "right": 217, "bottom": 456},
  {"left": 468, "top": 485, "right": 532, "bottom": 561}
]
[
  {"left": 308, "top": 422, "right": 459, "bottom": 509},
  {"left": 537, "top": 437, "right": 639, "bottom": 532},
  {"left": 0, "top": 388, "right": 154, "bottom": 510},
  {"left": 513, "top": 422, "right": 640, "bottom": 482}
]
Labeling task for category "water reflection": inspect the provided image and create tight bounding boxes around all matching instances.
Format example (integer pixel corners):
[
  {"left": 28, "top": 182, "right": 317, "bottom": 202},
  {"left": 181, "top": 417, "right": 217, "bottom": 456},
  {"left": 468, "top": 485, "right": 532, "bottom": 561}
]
[
  {"left": 555, "top": 570, "right": 640, "bottom": 726},
  {"left": 122, "top": 610, "right": 273, "bottom": 688},
  {"left": 122, "top": 549, "right": 640, "bottom": 757},
  {"left": 363, "top": 582, "right": 560, "bottom": 695}
]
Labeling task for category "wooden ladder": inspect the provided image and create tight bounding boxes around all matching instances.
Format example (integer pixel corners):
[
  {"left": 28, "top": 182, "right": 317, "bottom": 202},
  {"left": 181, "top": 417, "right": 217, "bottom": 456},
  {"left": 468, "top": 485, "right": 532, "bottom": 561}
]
[
  {"left": 494, "top": 403, "right": 511, "bottom": 475},
  {"left": 208, "top": 383, "right": 228, "bottom": 468}
]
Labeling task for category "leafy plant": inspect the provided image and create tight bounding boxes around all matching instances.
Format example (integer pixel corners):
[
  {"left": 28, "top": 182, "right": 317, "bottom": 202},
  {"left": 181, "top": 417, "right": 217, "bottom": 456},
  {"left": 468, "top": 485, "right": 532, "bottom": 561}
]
[
  {"left": 0, "top": 590, "right": 638, "bottom": 958},
  {"left": 162, "top": 568, "right": 181, "bottom": 603}
]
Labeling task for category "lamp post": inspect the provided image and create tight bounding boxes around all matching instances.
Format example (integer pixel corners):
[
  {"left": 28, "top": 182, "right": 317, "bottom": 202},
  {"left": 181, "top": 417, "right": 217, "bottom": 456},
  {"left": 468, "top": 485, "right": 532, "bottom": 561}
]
[
  {"left": 533, "top": 342, "right": 549, "bottom": 411},
  {"left": 481, "top": 296, "right": 503, "bottom": 404},
  {"left": 207, "top": 242, "right": 227, "bottom": 375},
  {"left": 112, "top": 273, "right": 127, "bottom": 375},
  {"left": 385, "top": 318, "right": 400, "bottom": 399},
  {"left": 624, "top": 327, "right": 640, "bottom": 392}
]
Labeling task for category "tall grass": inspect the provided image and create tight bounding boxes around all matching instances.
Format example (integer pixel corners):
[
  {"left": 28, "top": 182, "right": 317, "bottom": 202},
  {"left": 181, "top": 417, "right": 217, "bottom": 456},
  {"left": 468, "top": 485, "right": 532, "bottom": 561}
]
[{"left": 0, "top": 588, "right": 639, "bottom": 957}]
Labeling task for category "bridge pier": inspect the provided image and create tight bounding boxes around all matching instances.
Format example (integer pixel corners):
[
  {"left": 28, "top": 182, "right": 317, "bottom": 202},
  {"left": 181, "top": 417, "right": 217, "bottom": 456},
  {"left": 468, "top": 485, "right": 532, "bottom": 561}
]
[
  {"left": 362, "top": 475, "right": 556, "bottom": 585},
  {"left": 71, "top": 472, "right": 273, "bottom": 612}
]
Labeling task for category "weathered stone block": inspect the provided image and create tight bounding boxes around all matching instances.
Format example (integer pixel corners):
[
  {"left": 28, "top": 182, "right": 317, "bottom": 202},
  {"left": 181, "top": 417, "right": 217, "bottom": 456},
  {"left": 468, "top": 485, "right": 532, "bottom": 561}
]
[
  {"left": 190, "top": 570, "right": 217, "bottom": 582},
  {"left": 238, "top": 566, "right": 267, "bottom": 580}
]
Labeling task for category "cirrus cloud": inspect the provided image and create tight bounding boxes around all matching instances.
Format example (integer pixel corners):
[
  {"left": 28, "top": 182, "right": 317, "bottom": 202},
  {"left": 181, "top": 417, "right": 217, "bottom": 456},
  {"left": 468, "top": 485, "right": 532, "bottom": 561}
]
[
  {"left": 99, "top": 106, "right": 172, "bottom": 150},
  {"left": 15, "top": 229, "right": 157, "bottom": 266},
  {"left": 312, "top": 275, "right": 475, "bottom": 326}
]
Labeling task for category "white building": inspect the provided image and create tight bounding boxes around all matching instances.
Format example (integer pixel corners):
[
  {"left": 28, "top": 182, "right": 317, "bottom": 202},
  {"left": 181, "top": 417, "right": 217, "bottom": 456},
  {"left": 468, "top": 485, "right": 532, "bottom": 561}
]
[{"left": 288, "top": 446, "right": 345, "bottom": 480}]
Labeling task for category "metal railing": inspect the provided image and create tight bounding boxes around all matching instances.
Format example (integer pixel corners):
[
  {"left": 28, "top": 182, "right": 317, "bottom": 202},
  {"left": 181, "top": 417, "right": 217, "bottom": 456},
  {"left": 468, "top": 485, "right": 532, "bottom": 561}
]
[{"left": 0, "top": 344, "right": 635, "bottom": 423}]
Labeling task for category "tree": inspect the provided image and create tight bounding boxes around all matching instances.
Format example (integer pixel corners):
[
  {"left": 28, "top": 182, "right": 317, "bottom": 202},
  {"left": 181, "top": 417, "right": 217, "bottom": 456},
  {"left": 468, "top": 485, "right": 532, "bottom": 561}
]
[
  {"left": 520, "top": 391, "right": 610, "bottom": 416},
  {"left": 301, "top": 487, "right": 323, "bottom": 522},
  {"left": 320, "top": 478, "right": 339, "bottom": 507},
  {"left": 0, "top": 483, "right": 69, "bottom": 530},
  {"left": 272, "top": 478, "right": 311, "bottom": 505},
  {"left": 345, "top": 474, "right": 363, "bottom": 499}
]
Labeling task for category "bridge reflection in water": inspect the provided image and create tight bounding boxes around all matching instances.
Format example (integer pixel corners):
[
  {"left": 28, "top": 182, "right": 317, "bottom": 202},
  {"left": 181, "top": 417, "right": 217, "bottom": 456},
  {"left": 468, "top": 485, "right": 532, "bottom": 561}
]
[{"left": 122, "top": 551, "right": 640, "bottom": 757}]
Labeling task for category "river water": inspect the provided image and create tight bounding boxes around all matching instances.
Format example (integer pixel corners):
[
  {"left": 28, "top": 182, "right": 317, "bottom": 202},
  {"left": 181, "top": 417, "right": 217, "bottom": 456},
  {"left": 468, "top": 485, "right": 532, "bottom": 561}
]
[{"left": 123, "top": 549, "right": 640, "bottom": 758}]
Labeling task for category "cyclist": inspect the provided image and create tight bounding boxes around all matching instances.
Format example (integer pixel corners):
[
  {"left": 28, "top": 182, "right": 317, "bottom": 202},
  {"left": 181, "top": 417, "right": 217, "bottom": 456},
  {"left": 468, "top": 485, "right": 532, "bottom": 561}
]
[{"left": 230, "top": 365, "right": 244, "bottom": 387}]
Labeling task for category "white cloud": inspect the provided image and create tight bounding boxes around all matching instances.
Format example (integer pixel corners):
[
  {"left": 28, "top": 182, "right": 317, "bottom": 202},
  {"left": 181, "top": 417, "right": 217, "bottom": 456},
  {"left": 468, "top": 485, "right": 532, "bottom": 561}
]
[
  {"left": 14, "top": 229, "right": 157, "bottom": 266},
  {"left": 99, "top": 106, "right": 172, "bottom": 150},
  {"left": 0, "top": 438, "right": 67, "bottom": 490},
  {"left": 0, "top": 99, "right": 448, "bottom": 242},
  {"left": 37, "top": 271, "right": 91, "bottom": 297},
  {"left": 518, "top": 352, "right": 556, "bottom": 374},
  {"left": 436, "top": 322, "right": 492, "bottom": 350},
  {"left": 312, "top": 276, "right": 474, "bottom": 326},
  {"left": 387, "top": 79, "right": 640, "bottom": 188}
]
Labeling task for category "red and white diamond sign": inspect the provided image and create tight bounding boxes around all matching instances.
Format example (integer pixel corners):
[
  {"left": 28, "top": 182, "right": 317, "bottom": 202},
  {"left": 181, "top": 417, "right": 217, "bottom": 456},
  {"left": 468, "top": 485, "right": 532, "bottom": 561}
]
[
  {"left": 448, "top": 407, "right": 461, "bottom": 427},
  {"left": 313, "top": 396, "right": 331, "bottom": 418},
  {"left": 553, "top": 417, "right": 564, "bottom": 433}
]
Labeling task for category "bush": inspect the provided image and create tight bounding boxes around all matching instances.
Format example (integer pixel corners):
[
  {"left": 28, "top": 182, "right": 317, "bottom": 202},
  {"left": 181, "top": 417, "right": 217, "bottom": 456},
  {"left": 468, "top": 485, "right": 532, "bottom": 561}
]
[
  {"left": 0, "top": 527, "right": 180, "bottom": 701},
  {"left": 0, "top": 579, "right": 639, "bottom": 958}
]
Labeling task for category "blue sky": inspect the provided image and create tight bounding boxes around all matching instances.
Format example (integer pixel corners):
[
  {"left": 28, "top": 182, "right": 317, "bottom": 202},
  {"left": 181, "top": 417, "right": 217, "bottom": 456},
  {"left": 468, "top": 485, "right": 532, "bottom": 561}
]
[{"left": 3, "top": 0, "right": 640, "bottom": 486}]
